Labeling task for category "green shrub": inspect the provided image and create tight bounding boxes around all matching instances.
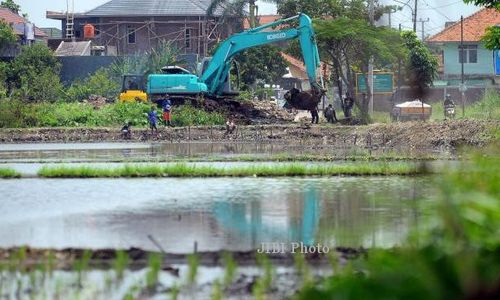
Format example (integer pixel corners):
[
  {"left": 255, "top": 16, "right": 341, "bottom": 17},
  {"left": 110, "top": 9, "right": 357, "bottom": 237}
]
[
  {"left": 0, "top": 98, "right": 33, "bottom": 127},
  {"left": 172, "top": 105, "right": 225, "bottom": 127},
  {"left": 64, "top": 68, "right": 121, "bottom": 102},
  {"left": 297, "top": 149, "right": 500, "bottom": 300},
  {"left": 7, "top": 44, "right": 63, "bottom": 101},
  {"left": 15, "top": 68, "right": 63, "bottom": 102},
  {"left": 0, "top": 100, "right": 224, "bottom": 128}
]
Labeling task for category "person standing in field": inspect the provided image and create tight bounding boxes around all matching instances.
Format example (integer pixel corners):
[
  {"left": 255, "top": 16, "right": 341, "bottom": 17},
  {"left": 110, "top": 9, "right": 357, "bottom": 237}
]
[
  {"left": 147, "top": 106, "right": 158, "bottom": 136},
  {"left": 161, "top": 94, "right": 173, "bottom": 127}
]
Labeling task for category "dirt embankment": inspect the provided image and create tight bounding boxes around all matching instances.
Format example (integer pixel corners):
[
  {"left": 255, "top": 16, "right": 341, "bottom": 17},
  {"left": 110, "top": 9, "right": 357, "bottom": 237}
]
[
  {"left": 0, "top": 246, "right": 363, "bottom": 270},
  {"left": 0, "top": 120, "right": 497, "bottom": 150}
]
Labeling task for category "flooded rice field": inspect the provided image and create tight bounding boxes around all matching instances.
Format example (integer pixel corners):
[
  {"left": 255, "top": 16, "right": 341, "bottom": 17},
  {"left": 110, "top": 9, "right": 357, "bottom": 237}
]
[
  {"left": 0, "top": 176, "right": 430, "bottom": 251},
  {"left": 0, "top": 142, "right": 434, "bottom": 251},
  {"left": 0, "top": 142, "right": 439, "bottom": 299}
]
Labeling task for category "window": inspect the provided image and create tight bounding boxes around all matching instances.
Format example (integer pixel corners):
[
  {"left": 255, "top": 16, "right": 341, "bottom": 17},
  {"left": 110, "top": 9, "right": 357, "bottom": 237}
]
[
  {"left": 458, "top": 45, "right": 478, "bottom": 63},
  {"left": 185, "top": 28, "right": 191, "bottom": 49},
  {"left": 127, "top": 26, "right": 136, "bottom": 44}
]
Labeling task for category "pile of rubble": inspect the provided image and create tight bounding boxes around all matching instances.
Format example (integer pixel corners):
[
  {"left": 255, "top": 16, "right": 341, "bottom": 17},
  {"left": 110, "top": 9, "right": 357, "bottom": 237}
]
[
  {"left": 82, "top": 95, "right": 109, "bottom": 109},
  {"left": 251, "top": 100, "right": 295, "bottom": 123}
]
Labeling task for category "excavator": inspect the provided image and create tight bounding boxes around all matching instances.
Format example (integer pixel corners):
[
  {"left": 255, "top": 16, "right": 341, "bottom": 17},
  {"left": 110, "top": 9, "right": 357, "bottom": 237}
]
[{"left": 146, "top": 13, "right": 324, "bottom": 108}]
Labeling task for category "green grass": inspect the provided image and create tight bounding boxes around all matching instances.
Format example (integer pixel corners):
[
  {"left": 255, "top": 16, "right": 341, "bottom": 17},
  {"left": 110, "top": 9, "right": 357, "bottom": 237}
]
[
  {"left": 0, "top": 99, "right": 225, "bottom": 128},
  {"left": 297, "top": 148, "right": 500, "bottom": 300},
  {"left": 0, "top": 168, "right": 21, "bottom": 178},
  {"left": 431, "top": 89, "right": 500, "bottom": 121},
  {"left": 37, "top": 162, "right": 425, "bottom": 178}
]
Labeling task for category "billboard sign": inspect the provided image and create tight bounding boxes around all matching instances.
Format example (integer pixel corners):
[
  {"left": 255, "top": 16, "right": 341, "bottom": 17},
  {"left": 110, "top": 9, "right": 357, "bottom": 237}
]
[{"left": 356, "top": 72, "right": 394, "bottom": 94}]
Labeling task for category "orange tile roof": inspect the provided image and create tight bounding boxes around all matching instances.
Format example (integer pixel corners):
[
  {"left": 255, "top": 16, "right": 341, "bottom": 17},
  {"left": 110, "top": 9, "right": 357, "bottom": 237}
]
[
  {"left": 0, "top": 8, "right": 47, "bottom": 37},
  {"left": 243, "top": 15, "right": 281, "bottom": 30},
  {"left": 427, "top": 8, "right": 500, "bottom": 43},
  {"left": 280, "top": 52, "right": 330, "bottom": 80}
]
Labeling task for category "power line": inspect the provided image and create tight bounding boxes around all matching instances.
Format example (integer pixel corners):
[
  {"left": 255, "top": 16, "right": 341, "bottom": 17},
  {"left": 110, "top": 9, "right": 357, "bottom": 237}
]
[{"left": 420, "top": 0, "right": 461, "bottom": 10}]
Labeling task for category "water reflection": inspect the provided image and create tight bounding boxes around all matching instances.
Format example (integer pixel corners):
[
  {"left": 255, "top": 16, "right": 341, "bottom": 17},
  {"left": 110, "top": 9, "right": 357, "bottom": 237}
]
[{"left": 0, "top": 177, "right": 431, "bottom": 252}]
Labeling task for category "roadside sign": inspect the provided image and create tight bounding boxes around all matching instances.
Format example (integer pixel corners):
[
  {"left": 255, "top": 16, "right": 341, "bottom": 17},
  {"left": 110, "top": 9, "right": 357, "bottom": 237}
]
[{"left": 356, "top": 72, "right": 394, "bottom": 94}]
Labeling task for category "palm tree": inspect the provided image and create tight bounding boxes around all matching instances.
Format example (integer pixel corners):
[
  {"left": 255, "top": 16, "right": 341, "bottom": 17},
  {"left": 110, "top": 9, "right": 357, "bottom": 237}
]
[{"left": 207, "top": 0, "right": 280, "bottom": 29}]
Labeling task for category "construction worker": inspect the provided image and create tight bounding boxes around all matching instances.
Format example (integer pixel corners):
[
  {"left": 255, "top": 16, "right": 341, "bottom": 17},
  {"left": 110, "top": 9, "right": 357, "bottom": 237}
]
[
  {"left": 324, "top": 104, "right": 338, "bottom": 123},
  {"left": 161, "top": 94, "right": 173, "bottom": 127},
  {"left": 121, "top": 121, "right": 132, "bottom": 139},
  {"left": 147, "top": 106, "right": 158, "bottom": 136}
]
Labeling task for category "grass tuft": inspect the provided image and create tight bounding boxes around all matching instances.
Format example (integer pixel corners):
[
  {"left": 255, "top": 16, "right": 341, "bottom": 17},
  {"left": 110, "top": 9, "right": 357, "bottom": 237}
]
[
  {"left": 0, "top": 168, "right": 21, "bottom": 178},
  {"left": 37, "top": 162, "right": 426, "bottom": 178}
]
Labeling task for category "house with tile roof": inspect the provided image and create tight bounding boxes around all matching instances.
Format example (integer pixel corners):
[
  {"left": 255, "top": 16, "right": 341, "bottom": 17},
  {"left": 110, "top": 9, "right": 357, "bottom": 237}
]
[
  {"left": 46, "top": 0, "right": 239, "bottom": 56},
  {"left": 0, "top": 7, "right": 47, "bottom": 57},
  {"left": 427, "top": 8, "right": 500, "bottom": 84}
]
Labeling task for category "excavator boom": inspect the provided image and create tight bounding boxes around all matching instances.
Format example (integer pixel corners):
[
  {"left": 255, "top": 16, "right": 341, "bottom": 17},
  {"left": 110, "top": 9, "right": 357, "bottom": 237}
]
[
  {"left": 201, "top": 13, "right": 322, "bottom": 96},
  {"left": 147, "top": 13, "right": 323, "bottom": 100}
]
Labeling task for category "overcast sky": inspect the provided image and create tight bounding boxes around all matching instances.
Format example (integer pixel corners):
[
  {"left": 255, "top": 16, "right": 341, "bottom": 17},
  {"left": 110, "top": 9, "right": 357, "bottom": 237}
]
[{"left": 17, "top": 0, "right": 481, "bottom": 37}]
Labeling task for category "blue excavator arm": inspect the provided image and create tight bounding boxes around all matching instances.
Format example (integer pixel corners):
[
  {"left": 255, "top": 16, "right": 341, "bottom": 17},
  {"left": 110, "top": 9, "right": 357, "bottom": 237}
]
[{"left": 201, "top": 13, "right": 323, "bottom": 97}]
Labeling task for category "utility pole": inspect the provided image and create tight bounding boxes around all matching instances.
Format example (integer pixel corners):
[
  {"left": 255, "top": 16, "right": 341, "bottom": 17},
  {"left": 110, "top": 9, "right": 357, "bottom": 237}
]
[
  {"left": 413, "top": 0, "right": 418, "bottom": 32},
  {"left": 397, "top": 24, "right": 402, "bottom": 103},
  {"left": 460, "top": 15, "right": 466, "bottom": 117},
  {"left": 368, "top": 0, "right": 375, "bottom": 115},
  {"left": 418, "top": 18, "right": 430, "bottom": 41}
]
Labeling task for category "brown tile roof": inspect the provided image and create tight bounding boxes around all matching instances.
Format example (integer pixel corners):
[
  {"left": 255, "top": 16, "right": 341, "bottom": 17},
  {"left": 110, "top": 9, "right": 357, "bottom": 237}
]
[
  {"left": 281, "top": 52, "right": 330, "bottom": 80},
  {"left": 243, "top": 15, "right": 281, "bottom": 30},
  {"left": 0, "top": 8, "right": 47, "bottom": 37},
  {"left": 427, "top": 8, "right": 500, "bottom": 43}
]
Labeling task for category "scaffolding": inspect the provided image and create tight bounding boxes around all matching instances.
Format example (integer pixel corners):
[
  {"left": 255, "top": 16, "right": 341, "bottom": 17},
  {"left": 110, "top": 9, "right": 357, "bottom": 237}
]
[
  {"left": 65, "top": 0, "right": 75, "bottom": 40},
  {"left": 70, "top": 16, "right": 230, "bottom": 57}
]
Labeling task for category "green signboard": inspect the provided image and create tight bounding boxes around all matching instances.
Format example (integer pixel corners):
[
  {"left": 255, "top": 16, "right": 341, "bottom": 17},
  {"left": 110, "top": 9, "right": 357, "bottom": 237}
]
[{"left": 356, "top": 73, "right": 394, "bottom": 94}]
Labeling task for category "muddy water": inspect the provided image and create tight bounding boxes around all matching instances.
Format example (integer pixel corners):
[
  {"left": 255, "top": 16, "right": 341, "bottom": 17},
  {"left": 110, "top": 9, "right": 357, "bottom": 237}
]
[
  {"left": 0, "top": 142, "right": 315, "bottom": 162},
  {"left": 0, "top": 176, "right": 431, "bottom": 252},
  {"left": 0, "top": 142, "right": 442, "bottom": 163}
]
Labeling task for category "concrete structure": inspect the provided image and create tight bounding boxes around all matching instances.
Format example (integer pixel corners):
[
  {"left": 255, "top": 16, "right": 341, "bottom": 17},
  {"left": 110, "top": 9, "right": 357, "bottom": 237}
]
[
  {"left": 428, "top": 8, "right": 500, "bottom": 84},
  {"left": 46, "top": 0, "right": 238, "bottom": 57}
]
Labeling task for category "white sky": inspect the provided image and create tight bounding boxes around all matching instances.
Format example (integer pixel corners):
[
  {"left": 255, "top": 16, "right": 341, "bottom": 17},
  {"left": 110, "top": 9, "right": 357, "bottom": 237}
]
[{"left": 17, "top": 0, "right": 481, "bottom": 38}]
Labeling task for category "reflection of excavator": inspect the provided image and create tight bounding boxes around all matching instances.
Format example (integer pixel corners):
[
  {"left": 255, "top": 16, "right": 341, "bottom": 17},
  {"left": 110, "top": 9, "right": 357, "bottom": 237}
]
[
  {"left": 119, "top": 74, "right": 148, "bottom": 103},
  {"left": 147, "top": 13, "right": 324, "bottom": 104}
]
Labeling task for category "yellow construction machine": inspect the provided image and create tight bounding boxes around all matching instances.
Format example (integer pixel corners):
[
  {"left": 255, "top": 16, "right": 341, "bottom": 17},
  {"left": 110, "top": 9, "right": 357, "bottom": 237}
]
[{"left": 119, "top": 75, "right": 148, "bottom": 102}]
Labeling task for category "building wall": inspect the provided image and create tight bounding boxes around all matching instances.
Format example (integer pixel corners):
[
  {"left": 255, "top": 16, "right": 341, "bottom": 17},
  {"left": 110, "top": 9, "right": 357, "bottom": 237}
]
[
  {"left": 65, "top": 16, "right": 236, "bottom": 56},
  {"left": 443, "top": 42, "right": 494, "bottom": 76}
]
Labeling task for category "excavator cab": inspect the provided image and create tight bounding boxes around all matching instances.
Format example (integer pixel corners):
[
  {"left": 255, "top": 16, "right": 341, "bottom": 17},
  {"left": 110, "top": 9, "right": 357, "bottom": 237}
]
[{"left": 119, "top": 75, "right": 147, "bottom": 103}]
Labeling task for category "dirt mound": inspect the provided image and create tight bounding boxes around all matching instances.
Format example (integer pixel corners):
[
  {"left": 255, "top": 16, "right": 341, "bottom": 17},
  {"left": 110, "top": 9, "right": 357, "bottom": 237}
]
[
  {"left": 203, "top": 99, "right": 295, "bottom": 124},
  {"left": 366, "top": 119, "right": 497, "bottom": 149}
]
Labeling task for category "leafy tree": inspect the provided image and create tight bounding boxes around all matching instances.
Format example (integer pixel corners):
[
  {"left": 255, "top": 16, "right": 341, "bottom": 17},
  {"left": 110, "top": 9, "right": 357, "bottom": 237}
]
[
  {"left": 234, "top": 45, "right": 288, "bottom": 89},
  {"left": 463, "top": 0, "right": 500, "bottom": 9},
  {"left": 401, "top": 31, "right": 438, "bottom": 99},
  {"left": 0, "top": 20, "right": 17, "bottom": 50},
  {"left": 208, "top": 0, "right": 281, "bottom": 28},
  {"left": 482, "top": 25, "right": 500, "bottom": 50},
  {"left": 315, "top": 17, "right": 404, "bottom": 122},
  {"left": 0, "top": 61, "right": 9, "bottom": 97},
  {"left": 8, "top": 44, "right": 63, "bottom": 101},
  {"left": 0, "top": 0, "right": 20, "bottom": 14},
  {"left": 278, "top": 0, "right": 405, "bottom": 122}
]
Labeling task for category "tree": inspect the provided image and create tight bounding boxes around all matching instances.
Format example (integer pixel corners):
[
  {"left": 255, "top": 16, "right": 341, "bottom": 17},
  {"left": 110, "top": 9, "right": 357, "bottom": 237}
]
[
  {"left": 278, "top": 0, "right": 406, "bottom": 123},
  {"left": 234, "top": 45, "right": 288, "bottom": 89},
  {"left": 0, "top": 20, "right": 17, "bottom": 51},
  {"left": 482, "top": 25, "right": 500, "bottom": 50},
  {"left": 467, "top": 1, "right": 500, "bottom": 50},
  {"left": 208, "top": 0, "right": 281, "bottom": 28},
  {"left": 463, "top": 0, "right": 500, "bottom": 9},
  {"left": 8, "top": 44, "right": 62, "bottom": 101},
  {"left": 401, "top": 31, "right": 438, "bottom": 99},
  {"left": 315, "top": 17, "right": 404, "bottom": 122},
  {"left": 0, "top": 0, "right": 20, "bottom": 14}
]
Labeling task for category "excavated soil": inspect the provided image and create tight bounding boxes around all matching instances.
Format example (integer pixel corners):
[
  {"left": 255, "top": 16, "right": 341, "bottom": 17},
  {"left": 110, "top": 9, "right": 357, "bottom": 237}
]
[{"left": 0, "top": 120, "right": 497, "bottom": 150}]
